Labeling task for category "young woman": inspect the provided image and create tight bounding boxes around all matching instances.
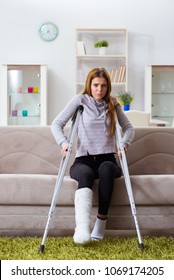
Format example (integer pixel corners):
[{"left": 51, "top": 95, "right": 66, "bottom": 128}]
[{"left": 51, "top": 68, "right": 134, "bottom": 244}]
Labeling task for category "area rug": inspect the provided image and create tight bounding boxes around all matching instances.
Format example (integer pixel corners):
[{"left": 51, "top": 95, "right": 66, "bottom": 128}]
[{"left": 0, "top": 236, "right": 174, "bottom": 260}]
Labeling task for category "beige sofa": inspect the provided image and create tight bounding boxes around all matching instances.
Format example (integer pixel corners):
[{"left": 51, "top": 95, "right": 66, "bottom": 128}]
[{"left": 0, "top": 126, "right": 174, "bottom": 237}]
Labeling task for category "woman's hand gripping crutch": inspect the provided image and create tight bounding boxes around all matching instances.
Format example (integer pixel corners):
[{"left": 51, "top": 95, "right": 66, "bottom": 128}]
[{"left": 116, "top": 122, "right": 144, "bottom": 250}]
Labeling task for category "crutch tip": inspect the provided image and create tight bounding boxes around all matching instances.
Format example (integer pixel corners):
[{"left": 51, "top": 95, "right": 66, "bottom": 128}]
[
  {"left": 139, "top": 243, "right": 144, "bottom": 251},
  {"left": 38, "top": 244, "right": 45, "bottom": 253}
]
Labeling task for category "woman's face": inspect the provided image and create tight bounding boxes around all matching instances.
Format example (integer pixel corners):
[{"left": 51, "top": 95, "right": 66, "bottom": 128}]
[{"left": 91, "top": 77, "right": 108, "bottom": 101}]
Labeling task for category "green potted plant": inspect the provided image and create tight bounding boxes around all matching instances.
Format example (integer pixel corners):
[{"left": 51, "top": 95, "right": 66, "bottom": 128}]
[
  {"left": 94, "top": 40, "right": 109, "bottom": 55},
  {"left": 116, "top": 91, "right": 133, "bottom": 111}
]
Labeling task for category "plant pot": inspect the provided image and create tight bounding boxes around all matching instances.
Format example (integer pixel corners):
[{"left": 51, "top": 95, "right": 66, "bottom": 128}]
[
  {"left": 99, "top": 47, "right": 107, "bottom": 55},
  {"left": 124, "top": 104, "right": 130, "bottom": 111}
]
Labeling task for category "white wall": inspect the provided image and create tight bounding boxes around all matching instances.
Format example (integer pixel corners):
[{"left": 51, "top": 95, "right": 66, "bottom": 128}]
[{"left": 0, "top": 0, "right": 174, "bottom": 124}]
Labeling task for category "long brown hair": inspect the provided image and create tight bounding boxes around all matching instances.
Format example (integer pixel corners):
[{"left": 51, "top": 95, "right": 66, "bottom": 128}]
[{"left": 82, "top": 68, "right": 116, "bottom": 136}]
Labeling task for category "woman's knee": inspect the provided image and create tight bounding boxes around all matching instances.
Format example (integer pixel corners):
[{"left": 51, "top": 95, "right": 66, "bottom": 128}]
[
  {"left": 70, "top": 163, "right": 95, "bottom": 186},
  {"left": 99, "top": 161, "right": 116, "bottom": 175},
  {"left": 98, "top": 161, "right": 121, "bottom": 178}
]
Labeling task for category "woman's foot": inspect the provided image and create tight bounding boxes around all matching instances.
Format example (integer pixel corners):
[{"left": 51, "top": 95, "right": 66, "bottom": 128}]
[{"left": 91, "top": 216, "right": 107, "bottom": 241}]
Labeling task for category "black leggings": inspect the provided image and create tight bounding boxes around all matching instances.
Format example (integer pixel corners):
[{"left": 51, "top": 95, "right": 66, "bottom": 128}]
[{"left": 70, "top": 153, "right": 121, "bottom": 215}]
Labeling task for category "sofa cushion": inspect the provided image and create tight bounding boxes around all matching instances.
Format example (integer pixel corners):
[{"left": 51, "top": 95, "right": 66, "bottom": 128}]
[
  {"left": 1, "top": 174, "right": 174, "bottom": 206},
  {"left": 127, "top": 128, "right": 174, "bottom": 175},
  {"left": 0, "top": 127, "right": 59, "bottom": 175}
]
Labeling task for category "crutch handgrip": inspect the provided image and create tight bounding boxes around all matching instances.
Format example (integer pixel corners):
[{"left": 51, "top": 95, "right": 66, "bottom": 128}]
[{"left": 71, "top": 105, "right": 84, "bottom": 121}]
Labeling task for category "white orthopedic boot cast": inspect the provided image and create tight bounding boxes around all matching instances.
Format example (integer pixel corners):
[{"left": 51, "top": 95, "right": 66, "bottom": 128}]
[
  {"left": 73, "top": 188, "right": 93, "bottom": 244},
  {"left": 91, "top": 217, "right": 107, "bottom": 240}
]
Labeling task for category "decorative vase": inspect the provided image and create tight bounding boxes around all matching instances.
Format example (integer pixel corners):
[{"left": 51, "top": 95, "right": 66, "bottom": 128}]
[
  {"left": 99, "top": 47, "right": 107, "bottom": 55},
  {"left": 124, "top": 104, "right": 130, "bottom": 111}
]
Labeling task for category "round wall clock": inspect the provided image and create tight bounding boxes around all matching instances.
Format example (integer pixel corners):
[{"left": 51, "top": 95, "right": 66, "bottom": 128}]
[{"left": 39, "top": 22, "right": 58, "bottom": 42}]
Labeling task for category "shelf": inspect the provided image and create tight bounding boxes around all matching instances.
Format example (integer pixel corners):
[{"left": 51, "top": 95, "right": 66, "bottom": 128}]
[
  {"left": 76, "top": 81, "right": 126, "bottom": 85},
  {"left": 152, "top": 115, "right": 174, "bottom": 118},
  {"left": 76, "top": 55, "right": 126, "bottom": 59},
  {"left": 145, "top": 64, "right": 174, "bottom": 127},
  {"left": 8, "top": 92, "right": 40, "bottom": 95},
  {"left": 152, "top": 92, "right": 174, "bottom": 95},
  {"left": 76, "top": 28, "right": 128, "bottom": 95},
  {"left": 1, "top": 64, "right": 47, "bottom": 126},
  {"left": 76, "top": 28, "right": 127, "bottom": 33},
  {"left": 8, "top": 116, "right": 40, "bottom": 118}
]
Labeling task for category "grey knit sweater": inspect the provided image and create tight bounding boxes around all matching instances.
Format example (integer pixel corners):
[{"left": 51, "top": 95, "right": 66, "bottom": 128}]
[{"left": 51, "top": 93, "right": 134, "bottom": 157}]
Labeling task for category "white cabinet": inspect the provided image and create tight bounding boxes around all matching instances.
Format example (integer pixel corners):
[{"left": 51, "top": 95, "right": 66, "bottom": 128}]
[
  {"left": 76, "top": 29, "right": 128, "bottom": 96},
  {"left": 1, "top": 64, "right": 47, "bottom": 126},
  {"left": 145, "top": 65, "right": 174, "bottom": 126}
]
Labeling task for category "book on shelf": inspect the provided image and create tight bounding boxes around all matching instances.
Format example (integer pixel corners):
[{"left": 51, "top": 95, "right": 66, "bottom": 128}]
[
  {"left": 120, "top": 65, "right": 126, "bottom": 83},
  {"left": 115, "top": 65, "right": 126, "bottom": 83},
  {"left": 115, "top": 65, "right": 121, "bottom": 83},
  {"left": 109, "top": 69, "right": 116, "bottom": 82},
  {"left": 76, "top": 41, "right": 86, "bottom": 56}
]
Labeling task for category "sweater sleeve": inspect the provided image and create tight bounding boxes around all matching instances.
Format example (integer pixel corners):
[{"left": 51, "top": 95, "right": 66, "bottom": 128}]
[
  {"left": 51, "top": 94, "right": 82, "bottom": 147},
  {"left": 115, "top": 103, "right": 135, "bottom": 148}
]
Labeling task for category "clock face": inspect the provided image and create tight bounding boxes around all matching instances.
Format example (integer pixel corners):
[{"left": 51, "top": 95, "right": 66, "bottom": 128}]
[{"left": 39, "top": 22, "right": 58, "bottom": 42}]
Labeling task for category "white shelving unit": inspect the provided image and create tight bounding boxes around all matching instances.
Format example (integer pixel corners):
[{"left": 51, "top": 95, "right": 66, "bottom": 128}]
[
  {"left": 1, "top": 64, "right": 47, "bottom": 126},
  {"left": 145, "top": 65, "right": 174, "bottom": 127},
  {"left": 75, "top": 28, "right": 128, "bottom": 96}
]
